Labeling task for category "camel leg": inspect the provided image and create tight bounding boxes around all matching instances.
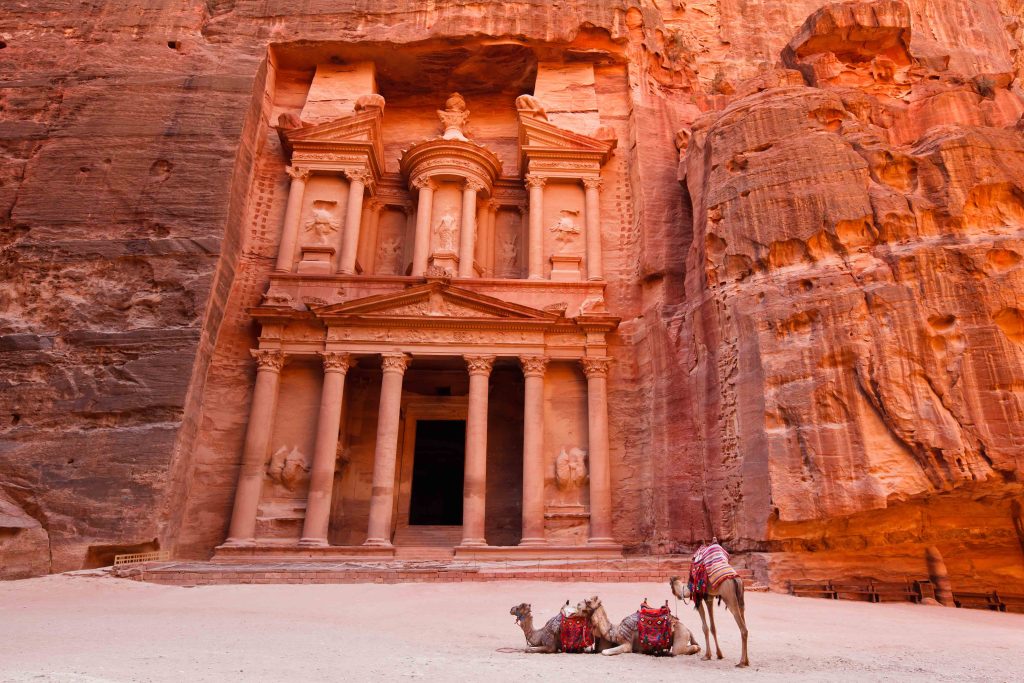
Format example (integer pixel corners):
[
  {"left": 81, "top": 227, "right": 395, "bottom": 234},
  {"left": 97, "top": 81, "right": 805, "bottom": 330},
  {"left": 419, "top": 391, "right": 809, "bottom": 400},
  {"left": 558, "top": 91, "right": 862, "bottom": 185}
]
[
  {"left": 722, "top": 580, "right": 750, "bottom": 667},
  {"left": 706, "top": 597, "right": 724, "bottom": 659},
  {"left": 525, "top": 645, "right": 555, "bottom": 653},
  {"left": 671, "top": 624, "right": 701, "bottom": 656},
  {"left": 696, "top": 600, "right": 712, "bottom": 661},
  {"left": 600, "top": 642, "right": 632, "bottom": 656}
]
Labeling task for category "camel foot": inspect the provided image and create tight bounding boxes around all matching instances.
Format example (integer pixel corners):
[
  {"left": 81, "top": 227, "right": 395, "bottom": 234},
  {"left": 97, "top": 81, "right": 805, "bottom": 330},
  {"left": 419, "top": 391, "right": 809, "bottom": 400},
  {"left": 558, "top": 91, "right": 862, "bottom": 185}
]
[
  {"left": 716, "top": 653, "right": 724, "bottom": 660},
  {"left": 736, "top": 662, "right": 750, "bottom": 668},
  {"left": 702, "top": 655, "right": 712, "bottom": 661}
]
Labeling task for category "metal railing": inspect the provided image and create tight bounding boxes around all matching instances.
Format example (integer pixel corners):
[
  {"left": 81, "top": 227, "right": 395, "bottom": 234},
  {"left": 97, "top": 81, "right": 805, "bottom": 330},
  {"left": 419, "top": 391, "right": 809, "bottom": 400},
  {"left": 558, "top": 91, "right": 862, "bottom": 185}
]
[{"left": 113, "top": 550, "right": 170, "bottom": 567}]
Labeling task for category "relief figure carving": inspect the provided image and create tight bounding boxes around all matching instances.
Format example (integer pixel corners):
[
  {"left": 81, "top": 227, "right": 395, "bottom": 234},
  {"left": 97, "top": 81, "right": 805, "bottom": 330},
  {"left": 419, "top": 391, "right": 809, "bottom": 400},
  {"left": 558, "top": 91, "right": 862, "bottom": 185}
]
[{"left": 304, "top": 200, "right": 341, "bottom": 244}]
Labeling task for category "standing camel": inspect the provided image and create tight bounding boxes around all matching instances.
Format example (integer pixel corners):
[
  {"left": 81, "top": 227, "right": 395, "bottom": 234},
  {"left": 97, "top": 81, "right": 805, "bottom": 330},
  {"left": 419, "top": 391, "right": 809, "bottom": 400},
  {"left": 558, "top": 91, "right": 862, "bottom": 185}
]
[
  {"left": 670, "top": 541, "right": 749, "bottom": 667},
  {"left": 576, "top": 595, "right": 701, "bottom": 656},
  {"left": 509, "top": 603, "right": 565, "bottom": 653}
]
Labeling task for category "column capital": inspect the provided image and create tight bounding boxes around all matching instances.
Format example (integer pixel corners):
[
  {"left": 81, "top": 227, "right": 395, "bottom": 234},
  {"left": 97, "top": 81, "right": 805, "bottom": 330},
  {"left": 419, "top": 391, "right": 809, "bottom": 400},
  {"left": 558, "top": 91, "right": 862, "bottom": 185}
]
[
  {"left": 464, "top": 179, "right": 485, "bottom": 193},
  {"left": 580, "top": 356, "right": 613, "bottom": 378},
  {"left": 582, "top": 176, "right": 603, "bottom": 190},
  {"left": 365, "top": 199, "right": 385, "bottom": 213},
  {"left": 524, "top": 174, "right": 547, "bottom": 189},
  {"left": 321, "top": 351, "right": 353, "bottom": 374},
  {"left": 286, "top": 166, "right": 311, "bottom": 181},
  {"left": 251, "top": 349, "right": 286, "bottom": 372},
  {"left": 412, "top": 176, "right": 437, "bottom": 191},
  {"left": 464, "top": 354, "right": 496, "bottom": 376},
  {"left": 380, "top": 353, "right": 410, "bottom": 374},
  {"left": 520, "top": 355, "right": 550, "bottom": 377},
  {"left": 487, "top": 199, "right": 501, "bottom": 212},
  {"left": 344, "top": 168, "right": 373, "bottom": 187}
]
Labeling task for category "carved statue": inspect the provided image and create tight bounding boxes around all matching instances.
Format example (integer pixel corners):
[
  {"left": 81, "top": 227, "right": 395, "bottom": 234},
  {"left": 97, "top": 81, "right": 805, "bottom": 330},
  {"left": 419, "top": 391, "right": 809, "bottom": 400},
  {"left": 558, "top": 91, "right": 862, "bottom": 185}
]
[
  {"left": 438, "top": 92, "right": 470, "bottom": 141},
  {"left": 555, "top": 447, "right": 588, "bottom": 491},
  {"left": 354, "top": 93, "right": 386, "bottom": 111},
  {"left": 267, "top": 445, "right": 309, "bottom": 491},
  {"left": 435, "top": 212, "right": 458, "bottom": 251},
  {"left": 376, "top": 236, "right": 402, "bottom": 274},
  {"left": 515, "top": 94, "right": 547, "bottom": 120},
  {"left": 579, "top": 295, "right": 607, "bottom": 315},
  {"left": 499, "top": 232, "right": 519, "bottom": 275},
  {"left": 304, "top": 200, "right": 341, "bottom": 244},
  {"left": 549, "top": 210, "right": 581, "bottom": 251},
  {"left": 261, "top": 290, "right": 294, "bottom": 307}
]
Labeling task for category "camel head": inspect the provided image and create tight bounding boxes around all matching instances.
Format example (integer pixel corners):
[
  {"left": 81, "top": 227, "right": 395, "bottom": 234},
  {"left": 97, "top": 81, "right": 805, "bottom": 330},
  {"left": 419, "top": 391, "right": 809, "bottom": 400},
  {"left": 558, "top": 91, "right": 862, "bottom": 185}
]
[
  {"left": 510, "top": 603, "right": 532, "bottom": 624},
  {"left": 579, "top": 595, "right": 602, "bottom": 615},
  {"left": 669, "top": 576, "right": 690, "bottom": 600}
]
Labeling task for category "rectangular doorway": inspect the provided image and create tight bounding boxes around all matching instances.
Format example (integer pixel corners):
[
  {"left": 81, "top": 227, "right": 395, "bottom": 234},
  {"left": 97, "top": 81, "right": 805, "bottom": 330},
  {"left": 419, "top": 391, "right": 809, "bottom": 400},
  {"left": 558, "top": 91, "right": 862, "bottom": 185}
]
[{"left": 408, "top": 420, "right": 465, "bottom": 526}]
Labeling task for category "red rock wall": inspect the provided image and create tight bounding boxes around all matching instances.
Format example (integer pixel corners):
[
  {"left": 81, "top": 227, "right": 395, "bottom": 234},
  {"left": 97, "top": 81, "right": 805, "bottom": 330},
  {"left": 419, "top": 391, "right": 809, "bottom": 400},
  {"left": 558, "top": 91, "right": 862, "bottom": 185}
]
[{"left": 2, "top": 1, "right": 1022, "bottom": 589}]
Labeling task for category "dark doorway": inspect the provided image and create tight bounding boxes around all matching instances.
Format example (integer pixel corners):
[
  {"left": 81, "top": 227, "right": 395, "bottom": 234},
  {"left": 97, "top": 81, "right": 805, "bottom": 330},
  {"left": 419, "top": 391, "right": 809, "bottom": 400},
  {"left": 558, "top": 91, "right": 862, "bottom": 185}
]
[{"left": 408, "top": 420, "right": 465, "bottom": 525}]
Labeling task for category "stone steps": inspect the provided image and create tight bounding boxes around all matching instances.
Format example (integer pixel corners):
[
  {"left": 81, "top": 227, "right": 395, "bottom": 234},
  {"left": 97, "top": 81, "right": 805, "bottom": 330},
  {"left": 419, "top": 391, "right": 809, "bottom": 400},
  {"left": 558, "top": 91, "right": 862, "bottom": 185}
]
[
  {"left": 393, "top": 546, "right": 456, "bottom": 561},
  {"left": 391, "top": 525, "right": 462, "bottom": 547}
]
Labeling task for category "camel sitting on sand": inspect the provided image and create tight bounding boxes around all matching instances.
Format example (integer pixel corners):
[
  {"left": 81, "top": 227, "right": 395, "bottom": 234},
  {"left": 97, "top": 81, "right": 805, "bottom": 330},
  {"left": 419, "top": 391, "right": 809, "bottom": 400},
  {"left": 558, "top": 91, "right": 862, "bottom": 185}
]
[
  {"left": 509, "top": 603, "right": 565, "bottom": 653},
  {"left": 576, "top": 596, "right": 701, "bottom": 656},
  {"left": 670, "top": 541, "right": 749, "bottom": 667}
]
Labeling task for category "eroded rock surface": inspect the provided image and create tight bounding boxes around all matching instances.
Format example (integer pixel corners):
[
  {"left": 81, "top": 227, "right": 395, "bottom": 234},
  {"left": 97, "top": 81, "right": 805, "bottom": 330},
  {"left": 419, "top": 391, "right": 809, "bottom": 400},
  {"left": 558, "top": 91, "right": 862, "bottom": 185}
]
[{"left": 1, "top": 1, "right": 1022, "bottom": 589}]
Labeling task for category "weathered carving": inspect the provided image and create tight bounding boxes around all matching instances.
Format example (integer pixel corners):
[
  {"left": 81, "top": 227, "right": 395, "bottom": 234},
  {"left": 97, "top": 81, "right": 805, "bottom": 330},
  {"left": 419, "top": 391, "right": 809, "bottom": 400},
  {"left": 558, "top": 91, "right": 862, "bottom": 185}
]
[
  {"left": 498, "top": 232, "right": 519, "bottom": 276},
  {"left": 581, "top": 177, "right": 603, "bottom": 190},
  {"left": 543, "top": 302, "right": 569, "bottom": 316},
  {"left": 286, "top": 165, "right": 311, "bottom": 181},
  {"left": 435, "top": 212, "right": 458, "bottom": 252},
  {"left": 267, "top": 445, "right": 309, "bottom": 491},
  {"left": 524, "top": 174, "right": 547, "bottom": 189},
  {"left": 376, "top": 236, "right": 403, "bottom": 274},
  {"left": 555, "top": 447, "right": 588, "bottom": 491},
  {"left": 464, "top": 179, "right": 485, "bottom": 193},
  {"left": 304, "top": 200, "right": 341, "bottom": 244},
  {"left": 438, "top": 92, "right": 470, "bottom": 141},
  {"left": 425, "top": 262, "right": 453, "bottom": 279},
  {"left": 578, "top": 295, "right": 607, "bottom": 315},
  {"left": 251, "top": 349, "right": 286, "bottom": 372},
  {"left": 277, "top": 112, "right": 302, "bottom": 130},
  {"left": 261, "top": 291, "right": 294, "bottom": 307},
  {"left": 674, "top": 128, "right": 691, "bottom": 159},
  {"left": 354, "top": 93, "right": 386, "bottom": 111},
  {"left": 320, "top": 351, "right": 353, "bottom": 373},
  {"left": 520, "top": 355, "right": 550, "bottom": 376},
  {"left": 580, "top": 356, "right": 612, "bottom": 378},
  {"left": 464, "top": 354, "right": 496, "bottom": 375},
  {"left": 549, "top": 210, "right": 581, "bottom": 251},
  {"left": 412, "top": 176, "right": 437, "bottom": 191},
  {"left": 515, "top": 94, "right": 547, "bottom": 120},
  {"left": 380, "top": 353, "right": 410, "bottom": 373}
]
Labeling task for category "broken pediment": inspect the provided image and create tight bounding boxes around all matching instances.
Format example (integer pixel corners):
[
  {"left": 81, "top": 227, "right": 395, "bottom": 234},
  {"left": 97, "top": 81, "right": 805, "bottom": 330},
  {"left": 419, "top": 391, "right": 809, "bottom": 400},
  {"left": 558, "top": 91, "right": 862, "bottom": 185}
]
[
  {"left": 314, "top": 282, "right": 562, "bottom": 324},
  {"left": 280, "top": 106, "right": 386, "bottom": 177},
  {"left": 517, "top": 113, "right": 616, "bottom": 178}
]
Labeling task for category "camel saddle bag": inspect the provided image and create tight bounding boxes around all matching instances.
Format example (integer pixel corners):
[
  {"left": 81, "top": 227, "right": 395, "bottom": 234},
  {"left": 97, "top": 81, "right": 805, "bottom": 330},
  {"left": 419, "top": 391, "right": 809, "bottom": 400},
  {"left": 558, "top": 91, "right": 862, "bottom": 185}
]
[
  {"left": 637, "top": 605, "right": 673, "bottom": 655},
  {"left": 559, "top": 615, "right": 594, "bottom": 653}
]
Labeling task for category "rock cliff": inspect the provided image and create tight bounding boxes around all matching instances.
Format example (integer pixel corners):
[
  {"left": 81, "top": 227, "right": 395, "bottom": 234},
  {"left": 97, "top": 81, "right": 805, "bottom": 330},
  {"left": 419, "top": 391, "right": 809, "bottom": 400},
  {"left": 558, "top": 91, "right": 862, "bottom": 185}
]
[{"left": 1, "top": 0, "right": 1022, "bottom": 588}]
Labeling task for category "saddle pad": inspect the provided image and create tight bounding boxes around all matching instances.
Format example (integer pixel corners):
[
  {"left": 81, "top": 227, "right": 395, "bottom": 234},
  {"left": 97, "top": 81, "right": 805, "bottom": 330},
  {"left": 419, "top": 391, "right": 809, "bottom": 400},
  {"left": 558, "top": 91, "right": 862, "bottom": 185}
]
[
  {"left": 559, "top": 615, "right": 594, "bottom": 653},
  {"left": 637, "top": 606, "right": 673, "bottom": 654}
]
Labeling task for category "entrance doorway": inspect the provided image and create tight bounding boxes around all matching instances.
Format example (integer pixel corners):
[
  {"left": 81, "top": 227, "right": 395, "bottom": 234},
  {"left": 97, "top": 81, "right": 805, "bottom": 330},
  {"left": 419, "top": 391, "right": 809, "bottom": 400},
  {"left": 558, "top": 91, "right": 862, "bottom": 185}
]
[{"left": 408, "top": 420, "right": 465, "bottom": 526}]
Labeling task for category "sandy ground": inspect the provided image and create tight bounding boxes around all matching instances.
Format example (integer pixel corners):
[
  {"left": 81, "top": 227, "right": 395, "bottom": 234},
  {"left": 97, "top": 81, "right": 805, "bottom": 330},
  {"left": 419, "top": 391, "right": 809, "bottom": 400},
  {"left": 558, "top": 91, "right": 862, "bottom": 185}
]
[{"left": 0, "top": 575, "right": 1021, "bottom": 682}]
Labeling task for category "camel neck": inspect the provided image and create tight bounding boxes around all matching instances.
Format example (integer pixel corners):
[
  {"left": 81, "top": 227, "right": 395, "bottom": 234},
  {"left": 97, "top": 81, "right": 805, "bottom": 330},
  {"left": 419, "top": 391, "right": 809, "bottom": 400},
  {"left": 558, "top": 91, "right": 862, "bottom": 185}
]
[
  {"left": 590, "top": 606, "right": 613, "bottom": 639},
  {"left": 518, "top": 615, "right": 535, "bottom": 635}
]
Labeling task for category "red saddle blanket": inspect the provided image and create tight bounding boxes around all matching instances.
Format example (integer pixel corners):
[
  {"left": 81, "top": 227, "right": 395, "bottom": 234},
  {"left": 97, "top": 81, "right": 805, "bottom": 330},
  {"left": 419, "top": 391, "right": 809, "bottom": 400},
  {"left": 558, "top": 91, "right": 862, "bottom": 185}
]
[
  {"left": 637, "top": 606, "right": 673, "bottom": 654},
  {"left": 560, "top": 615, "right": 594, "bottom": 653}
]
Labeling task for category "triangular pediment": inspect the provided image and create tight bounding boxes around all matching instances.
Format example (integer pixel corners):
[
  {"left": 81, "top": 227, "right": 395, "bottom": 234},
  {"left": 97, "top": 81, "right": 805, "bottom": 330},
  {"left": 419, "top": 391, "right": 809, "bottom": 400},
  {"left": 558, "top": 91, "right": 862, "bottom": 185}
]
[
  {"left": 518, "top": 115, "right": 616, "bottom": 159},
  {"left": 285, "top": 108, "right": 382, "bottom": 145},
  {"left": 314, "top": 282, "right": 562, "bottom": 323}
]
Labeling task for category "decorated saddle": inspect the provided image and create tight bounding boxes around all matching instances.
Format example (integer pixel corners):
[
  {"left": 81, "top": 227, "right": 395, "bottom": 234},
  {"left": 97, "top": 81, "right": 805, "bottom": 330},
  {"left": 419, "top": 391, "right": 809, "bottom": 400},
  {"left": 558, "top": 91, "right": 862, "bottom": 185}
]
[
  {"left": 559, "top": 613, "right": 594, "bottom": 653},
  {"left": 688, "top": 542, "right": 739, "bottom": 602},
  {"left": 637, "top": 601, "right": 674, "bottom": 655}
]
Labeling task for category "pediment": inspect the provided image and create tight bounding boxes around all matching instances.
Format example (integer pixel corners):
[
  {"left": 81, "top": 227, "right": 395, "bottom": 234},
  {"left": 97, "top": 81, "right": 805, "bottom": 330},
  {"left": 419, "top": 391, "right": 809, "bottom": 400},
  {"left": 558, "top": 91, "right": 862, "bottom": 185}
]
[
  {"left": 518, "top": 115, "right": 616, "bottom": 160},
  {"left": 285, "top": 108, "right": 383, "bottom": 145},
  {"left": 314, "top": 282, "right": 562, "bottom": 324}
]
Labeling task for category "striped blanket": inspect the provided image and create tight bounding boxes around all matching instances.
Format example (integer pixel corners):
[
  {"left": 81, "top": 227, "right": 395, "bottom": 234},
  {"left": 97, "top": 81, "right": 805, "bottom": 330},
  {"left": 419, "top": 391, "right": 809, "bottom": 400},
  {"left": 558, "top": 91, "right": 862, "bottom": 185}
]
[{"left": 689, "top": 543, "right": 739, "bottom": 600}]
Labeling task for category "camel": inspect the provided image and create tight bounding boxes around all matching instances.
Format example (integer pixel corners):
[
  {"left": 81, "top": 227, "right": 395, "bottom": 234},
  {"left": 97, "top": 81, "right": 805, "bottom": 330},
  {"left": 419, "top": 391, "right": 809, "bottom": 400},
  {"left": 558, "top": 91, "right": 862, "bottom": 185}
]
[
  {"left": 576, "top": 596, "right": 701, "bottom": 656},
  {"left": 509, "top": 603, "right": 565, "bottom": 653},
  {"left": 670, "top": 566, "right": 749, "bottom": 667}
]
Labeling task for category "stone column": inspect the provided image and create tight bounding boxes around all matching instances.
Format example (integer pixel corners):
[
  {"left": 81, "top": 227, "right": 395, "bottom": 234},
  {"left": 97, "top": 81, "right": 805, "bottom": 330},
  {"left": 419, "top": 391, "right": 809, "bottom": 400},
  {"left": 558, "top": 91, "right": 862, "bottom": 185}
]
[
  {"left": 519, "top": 355, "right": 549, "bottom": 546},
  {"left": 224, "top": 349, "right": 286, "bottom": 545},
  {"left": 582, "top": 356, "right": 614, "bottom": 545},
  {"left": 411, "top": 177, "right": 435, "bottom": 276},
  {"left": 458, "top": 180, "right": 482, "bottom": 278},
  {"left": 460, "top": 355, "right": 495, "bottom": 547},
  {"left": 299, "top": 352, "right": 353, "bottom": 547},
  {"left": 583, "top": 177, "right": 604, "bottom": 280},
  {"left": 360, "top": 200, "right": 383, "bottom": 275},
  {"left": 364, "top": 353, "right": 410, "bottom": 546},
  {"left": 339, "top": 170, "right": 371, "bottom": 274},
  {"left": 274, "top": 166, "right": 310, "bottom": 272},
  {"left": 484, "top": 200, "right": 499, "bottom": 276},
  {"left": 525, "top": 174, "right": 546, "bottom": 279}
]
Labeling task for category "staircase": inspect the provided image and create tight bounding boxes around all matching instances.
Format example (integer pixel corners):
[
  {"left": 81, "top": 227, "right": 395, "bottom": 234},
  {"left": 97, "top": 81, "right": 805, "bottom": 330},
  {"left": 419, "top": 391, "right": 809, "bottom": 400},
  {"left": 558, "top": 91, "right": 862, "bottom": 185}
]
[{"left": 391, "top": 525, "right": 460, "bottom": 560}]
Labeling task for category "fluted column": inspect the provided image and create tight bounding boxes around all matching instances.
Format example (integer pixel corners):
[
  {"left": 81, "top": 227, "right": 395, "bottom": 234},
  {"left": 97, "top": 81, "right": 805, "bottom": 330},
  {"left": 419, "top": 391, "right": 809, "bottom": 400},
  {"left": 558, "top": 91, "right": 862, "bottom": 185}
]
[
  {"left": 458, "top": 180, "right": 482, "bottom": 278},
  {"left": 411, "top": 177, "right": 435, "bottom": 276},
  {"left": 339, "top": 170, "right": 371, "bottom": 274},
  {"left": 525, "top": 174, "right": 546, "bottom": 279},
  {"left": 484, "top": 200, "right": 499, "bottom": 276},
  {"left": 299, "top": 352, "right": 353, "bottom": 547},
  {"left": 360, "top": 200, "right": 383, "bottom": 275},
  {"left": 583, "top": 177, "right": 604, "bottom": 280},
  {"left": 460, "top": 355, "right": 495, "bottom": 546},
  {"left": 582, "top": 356, "right": 614, "bottom": 545},
  {"left": 225, "top": 349, "right": 286, "bottom": 545},
  {"left": 275, "top": 166, "right": 310, "bottom": 272},
  {"left": 364, "top": 353, "right": 410, "bottom": 546},
  {"left": 519, "top": 355, "right": 549, "bottom": 546}
]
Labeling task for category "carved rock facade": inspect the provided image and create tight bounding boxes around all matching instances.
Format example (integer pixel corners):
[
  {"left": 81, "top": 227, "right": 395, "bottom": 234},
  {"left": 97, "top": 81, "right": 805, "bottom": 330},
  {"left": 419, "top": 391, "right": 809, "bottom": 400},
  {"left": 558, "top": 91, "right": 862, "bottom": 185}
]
[{"left": 1, "top": 1, "right": 1022, "bottom": 589}]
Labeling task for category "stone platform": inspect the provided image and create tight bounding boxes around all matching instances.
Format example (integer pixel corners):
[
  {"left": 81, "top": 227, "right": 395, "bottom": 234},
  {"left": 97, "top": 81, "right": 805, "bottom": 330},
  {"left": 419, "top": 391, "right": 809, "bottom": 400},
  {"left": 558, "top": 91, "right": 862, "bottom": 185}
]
[{"left": 118, "top": 556, "right": 758, "bottom": 587}]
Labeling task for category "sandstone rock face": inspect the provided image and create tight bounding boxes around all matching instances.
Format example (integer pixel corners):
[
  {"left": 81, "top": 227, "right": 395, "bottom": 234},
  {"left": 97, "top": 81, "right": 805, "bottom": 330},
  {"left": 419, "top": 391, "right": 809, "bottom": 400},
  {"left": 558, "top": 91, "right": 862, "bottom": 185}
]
[{"left": 2, "top": 1, "right": 1022, "bottom": 590}]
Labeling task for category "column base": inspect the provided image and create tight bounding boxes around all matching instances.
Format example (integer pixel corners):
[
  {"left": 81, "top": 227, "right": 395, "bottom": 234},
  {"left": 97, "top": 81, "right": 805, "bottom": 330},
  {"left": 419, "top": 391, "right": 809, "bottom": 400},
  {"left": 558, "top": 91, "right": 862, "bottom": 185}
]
[
  {"left": 587, "top": 537, "right": 618, "bottom": 547},
  {"left": 528, "top": 274, "right": 544, "bottom": 280},
  {"left": 518, "top": 537, "right": 548, "bottom": 547},
  {"left": 297, "top": 538, "right": 329, "bottom": 548},
  {"left": 459, "top": 538, "right": 488, "bottom": 548},
  {"left": 221, "top": 538, "right": 256, "bottom": 548},
  {"left": 363, "top": 538, "right": 394, "bottom": 548},
  {"left": 587, "top": 275, "right": 604, "bottom": 281}
]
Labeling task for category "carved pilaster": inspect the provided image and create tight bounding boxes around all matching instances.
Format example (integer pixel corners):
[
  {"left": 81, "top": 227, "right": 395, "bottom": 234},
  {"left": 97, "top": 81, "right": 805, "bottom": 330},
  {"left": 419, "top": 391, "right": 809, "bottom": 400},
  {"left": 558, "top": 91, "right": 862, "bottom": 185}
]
[{"left": 251, "top": 349, "right": 286, "bottom": 372}]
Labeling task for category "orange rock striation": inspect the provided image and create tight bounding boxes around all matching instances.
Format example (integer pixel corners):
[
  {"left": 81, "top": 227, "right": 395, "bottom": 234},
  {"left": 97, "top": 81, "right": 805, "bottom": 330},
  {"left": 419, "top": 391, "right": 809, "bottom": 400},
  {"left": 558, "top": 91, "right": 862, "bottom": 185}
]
[{"left": 0, "top": 1, "right": 1021, "bottom": 590}]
